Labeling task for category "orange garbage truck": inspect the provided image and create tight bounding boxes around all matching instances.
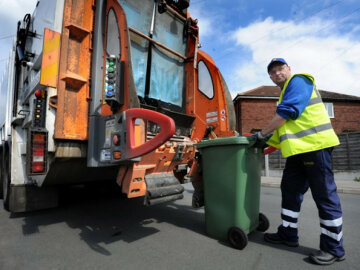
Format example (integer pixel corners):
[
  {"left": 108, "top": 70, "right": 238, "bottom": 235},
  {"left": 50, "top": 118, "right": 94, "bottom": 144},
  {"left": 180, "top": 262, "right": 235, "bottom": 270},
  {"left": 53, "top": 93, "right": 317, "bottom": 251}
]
[{"left": 0, "top": 0, "right": 236, "bottom": 212}]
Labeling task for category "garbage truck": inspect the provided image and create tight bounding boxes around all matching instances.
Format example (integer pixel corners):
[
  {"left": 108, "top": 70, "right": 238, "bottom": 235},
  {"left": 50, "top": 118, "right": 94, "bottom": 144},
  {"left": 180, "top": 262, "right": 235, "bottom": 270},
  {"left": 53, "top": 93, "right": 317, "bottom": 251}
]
[{"left": 0, "top": 0, "right": 236, "bottom": 212}]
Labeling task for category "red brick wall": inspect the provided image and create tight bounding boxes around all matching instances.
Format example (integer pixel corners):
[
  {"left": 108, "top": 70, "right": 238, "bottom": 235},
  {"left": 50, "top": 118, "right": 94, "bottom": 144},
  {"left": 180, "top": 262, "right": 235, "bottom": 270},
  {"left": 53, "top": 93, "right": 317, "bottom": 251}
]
[
  {"left": 235, "top": 99, "right": 277, "bottom": 134},
  {"left": 332, "top": 102, "right": 360, "bottom": 133},
  {"left": 235, "top": 99, "right": 360, "bottom": 135}
]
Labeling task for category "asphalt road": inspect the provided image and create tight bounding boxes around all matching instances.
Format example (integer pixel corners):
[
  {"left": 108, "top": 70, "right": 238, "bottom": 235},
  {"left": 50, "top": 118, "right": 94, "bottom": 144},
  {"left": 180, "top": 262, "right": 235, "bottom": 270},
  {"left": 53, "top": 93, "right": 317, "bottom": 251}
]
[{"left": 1, "top": 183, "right": 359, "bottom": 270}]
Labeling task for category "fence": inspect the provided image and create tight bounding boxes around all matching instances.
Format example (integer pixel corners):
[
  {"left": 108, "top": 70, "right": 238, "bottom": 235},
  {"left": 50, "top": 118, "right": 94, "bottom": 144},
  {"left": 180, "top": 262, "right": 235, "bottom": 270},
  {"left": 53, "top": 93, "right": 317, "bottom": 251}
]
[{"left": 267, "top": 132, "right": 360, "bottom": 171}]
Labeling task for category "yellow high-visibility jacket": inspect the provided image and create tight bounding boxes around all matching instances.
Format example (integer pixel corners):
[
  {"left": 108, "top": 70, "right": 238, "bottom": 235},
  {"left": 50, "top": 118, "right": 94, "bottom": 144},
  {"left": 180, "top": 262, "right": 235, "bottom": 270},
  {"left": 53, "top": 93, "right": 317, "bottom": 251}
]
[{"left": 267, "top": 73, "right": 339, "bottom": 157}]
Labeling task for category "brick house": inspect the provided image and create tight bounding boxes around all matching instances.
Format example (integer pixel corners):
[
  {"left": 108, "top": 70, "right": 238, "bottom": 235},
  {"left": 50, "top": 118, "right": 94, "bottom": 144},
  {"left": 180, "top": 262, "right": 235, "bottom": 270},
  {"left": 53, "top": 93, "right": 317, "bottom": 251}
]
[
  {"left": 233, "top": 86, "right": 360, "bottom": 135},
  {"left": 233, "top": 86, "right": 360, "bottom": 177}
]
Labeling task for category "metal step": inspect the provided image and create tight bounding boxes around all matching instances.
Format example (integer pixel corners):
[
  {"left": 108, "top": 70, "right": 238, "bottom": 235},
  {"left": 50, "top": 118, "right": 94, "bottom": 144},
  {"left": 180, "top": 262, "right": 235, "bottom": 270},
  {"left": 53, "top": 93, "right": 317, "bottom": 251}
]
[{"left": 144, "top": 173, "right": 184, "bottom": 206}]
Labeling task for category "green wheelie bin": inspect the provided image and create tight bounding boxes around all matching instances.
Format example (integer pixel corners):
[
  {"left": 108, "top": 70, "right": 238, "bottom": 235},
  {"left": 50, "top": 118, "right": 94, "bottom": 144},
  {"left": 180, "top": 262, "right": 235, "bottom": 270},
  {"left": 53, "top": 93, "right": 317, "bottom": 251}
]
[{"left": 196, "top": 136, "right": 269, "bottom": 250}]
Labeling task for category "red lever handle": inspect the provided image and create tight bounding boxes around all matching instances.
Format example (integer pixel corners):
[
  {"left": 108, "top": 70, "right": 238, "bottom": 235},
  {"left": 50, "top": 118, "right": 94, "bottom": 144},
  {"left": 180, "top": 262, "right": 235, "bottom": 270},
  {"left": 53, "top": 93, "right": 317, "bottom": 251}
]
[
  {"left": 263, "top": 146, "right": 277, "bottom": 155},
  {"left": 126, "top": 108, "right": 175, "bottom": 159}
]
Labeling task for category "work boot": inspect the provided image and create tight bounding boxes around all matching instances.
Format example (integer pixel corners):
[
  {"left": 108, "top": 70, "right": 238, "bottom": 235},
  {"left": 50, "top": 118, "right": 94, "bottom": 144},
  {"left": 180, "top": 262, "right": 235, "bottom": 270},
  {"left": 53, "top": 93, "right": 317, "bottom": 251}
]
[
  {"left": 264, "top": 233, "right": 299, "bottom": 247},
  {"left": 309, "top": 250, "right": 345, "bottom": 265}
]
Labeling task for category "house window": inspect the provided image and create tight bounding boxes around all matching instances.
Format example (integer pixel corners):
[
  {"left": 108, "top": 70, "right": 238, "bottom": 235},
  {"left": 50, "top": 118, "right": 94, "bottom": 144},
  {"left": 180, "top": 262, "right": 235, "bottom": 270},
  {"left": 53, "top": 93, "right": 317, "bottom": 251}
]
[{"left": 324, "top": 102, "right": 334, "bottom": 118}]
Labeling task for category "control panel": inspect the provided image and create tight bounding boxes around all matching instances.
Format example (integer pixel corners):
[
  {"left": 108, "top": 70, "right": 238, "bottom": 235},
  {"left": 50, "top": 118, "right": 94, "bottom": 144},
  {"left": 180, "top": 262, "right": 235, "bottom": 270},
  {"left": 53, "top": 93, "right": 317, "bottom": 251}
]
[{"left": 104, "top": 55, "right": 124, "bottom": 111}]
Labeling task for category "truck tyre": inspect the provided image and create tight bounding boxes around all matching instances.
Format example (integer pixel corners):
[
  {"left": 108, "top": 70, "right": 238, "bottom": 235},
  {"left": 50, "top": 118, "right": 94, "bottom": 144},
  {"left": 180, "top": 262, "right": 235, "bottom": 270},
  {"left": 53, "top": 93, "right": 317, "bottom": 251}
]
[
  {"left": 3, "top": 145, "right": 11, "bottom": 211},
  {"left": 228, "top": 226, "right": 248, "bottom": 250},
  {"left": 0, "top": 146, "right": 3, "bottom": 199}
]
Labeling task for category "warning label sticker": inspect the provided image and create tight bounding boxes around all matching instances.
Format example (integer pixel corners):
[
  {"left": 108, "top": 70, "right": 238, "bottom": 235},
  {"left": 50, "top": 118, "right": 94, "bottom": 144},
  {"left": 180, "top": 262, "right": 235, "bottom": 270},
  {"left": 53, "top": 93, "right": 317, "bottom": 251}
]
[
  {"left": 206, "top": 117, "right": 218, "bottom": 123},
  {"left": 206, "top": 111, "right": 218, "bottom": 117}
]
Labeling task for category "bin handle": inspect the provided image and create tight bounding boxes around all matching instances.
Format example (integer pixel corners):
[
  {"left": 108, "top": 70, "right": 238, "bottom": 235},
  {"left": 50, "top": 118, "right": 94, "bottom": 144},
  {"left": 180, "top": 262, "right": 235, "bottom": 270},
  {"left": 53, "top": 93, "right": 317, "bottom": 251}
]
[{"left": 243, "top": 133, "right": 277, "bottom": 155}]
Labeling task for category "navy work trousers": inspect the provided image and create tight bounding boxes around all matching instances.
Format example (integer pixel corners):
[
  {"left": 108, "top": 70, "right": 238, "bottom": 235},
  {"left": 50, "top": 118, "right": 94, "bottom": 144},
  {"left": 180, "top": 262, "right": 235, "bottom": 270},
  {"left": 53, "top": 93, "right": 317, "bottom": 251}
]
[{"left": 277, "top": 147, "right": 345, "bottom": 257}]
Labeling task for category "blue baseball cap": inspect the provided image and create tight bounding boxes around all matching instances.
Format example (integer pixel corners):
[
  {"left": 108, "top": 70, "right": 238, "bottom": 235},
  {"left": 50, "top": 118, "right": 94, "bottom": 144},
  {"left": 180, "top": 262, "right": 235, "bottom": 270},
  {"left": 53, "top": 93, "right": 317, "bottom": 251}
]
[{"left": 267, "top": 58, "right": 288, "bottom": 72}]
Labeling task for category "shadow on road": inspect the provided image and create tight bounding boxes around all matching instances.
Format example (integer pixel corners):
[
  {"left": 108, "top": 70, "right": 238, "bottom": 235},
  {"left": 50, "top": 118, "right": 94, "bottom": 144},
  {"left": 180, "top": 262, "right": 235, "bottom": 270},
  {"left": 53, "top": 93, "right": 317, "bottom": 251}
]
[
  {"left": 248, "top": 232, "right": 318, "bottom": 257},
  {"left": 9, "top": 182, "right": 205, "bottom": 256},
  {"left": 214, "top": 223, "right": 318, "bottom": 257}
]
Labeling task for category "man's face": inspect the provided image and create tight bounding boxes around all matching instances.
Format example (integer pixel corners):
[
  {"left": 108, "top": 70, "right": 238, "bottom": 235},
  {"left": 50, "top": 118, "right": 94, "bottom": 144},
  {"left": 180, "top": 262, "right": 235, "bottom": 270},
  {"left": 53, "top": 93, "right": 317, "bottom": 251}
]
[{"left": 268, "top": 63, "right": 292, "bottom": 87}]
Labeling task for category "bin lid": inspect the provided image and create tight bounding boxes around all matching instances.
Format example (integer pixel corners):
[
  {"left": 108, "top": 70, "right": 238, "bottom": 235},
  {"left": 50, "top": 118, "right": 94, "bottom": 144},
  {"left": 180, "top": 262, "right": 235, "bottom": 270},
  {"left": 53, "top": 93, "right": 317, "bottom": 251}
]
[{"left": 195, "top": 136, "right": 254, "bottom": 149}]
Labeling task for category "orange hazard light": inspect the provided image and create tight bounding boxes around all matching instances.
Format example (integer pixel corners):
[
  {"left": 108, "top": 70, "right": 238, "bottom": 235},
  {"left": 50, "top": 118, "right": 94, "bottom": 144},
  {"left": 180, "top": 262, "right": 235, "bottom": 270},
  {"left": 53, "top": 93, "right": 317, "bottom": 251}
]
[{"left": 113, "top": 151, "right": 122, "bottom": 159}]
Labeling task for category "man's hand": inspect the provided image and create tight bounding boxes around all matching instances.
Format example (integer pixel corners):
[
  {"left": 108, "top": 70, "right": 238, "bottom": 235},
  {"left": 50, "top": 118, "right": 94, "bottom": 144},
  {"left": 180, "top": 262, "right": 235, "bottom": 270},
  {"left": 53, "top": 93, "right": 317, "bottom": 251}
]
[
  {"left": 253, "top": 131, "right": 264, "bottom": 140},
  {"left": 252, "top": 131, "right": 272, "bottom": 146}
]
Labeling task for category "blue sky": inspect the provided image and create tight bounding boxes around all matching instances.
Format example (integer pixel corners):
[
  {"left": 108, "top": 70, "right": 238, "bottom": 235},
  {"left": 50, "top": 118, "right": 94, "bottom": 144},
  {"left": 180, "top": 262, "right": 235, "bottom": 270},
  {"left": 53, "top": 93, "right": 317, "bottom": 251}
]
[
  {"left": 1, "top": 0, "right": 359, "bottom": 98},
  {"left": 188, "top": 0, "right": 360, "bottom": 97}
]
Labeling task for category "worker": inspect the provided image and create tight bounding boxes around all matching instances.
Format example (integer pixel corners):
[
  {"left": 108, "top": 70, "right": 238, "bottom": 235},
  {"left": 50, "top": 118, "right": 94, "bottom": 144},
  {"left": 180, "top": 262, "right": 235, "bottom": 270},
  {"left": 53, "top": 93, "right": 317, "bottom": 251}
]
[{"left": 254, "top": 58, "right": 345, "bottom": 265}]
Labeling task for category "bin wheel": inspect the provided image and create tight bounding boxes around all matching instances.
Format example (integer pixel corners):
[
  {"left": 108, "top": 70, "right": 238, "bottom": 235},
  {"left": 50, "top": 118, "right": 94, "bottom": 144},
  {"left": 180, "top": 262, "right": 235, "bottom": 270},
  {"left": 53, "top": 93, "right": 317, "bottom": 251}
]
[
  {"left": 257, "top": 213, "right": 270, "bottom": 232},
  {"left": 228, "top": 226, "right": 248, "bottom": 250}
]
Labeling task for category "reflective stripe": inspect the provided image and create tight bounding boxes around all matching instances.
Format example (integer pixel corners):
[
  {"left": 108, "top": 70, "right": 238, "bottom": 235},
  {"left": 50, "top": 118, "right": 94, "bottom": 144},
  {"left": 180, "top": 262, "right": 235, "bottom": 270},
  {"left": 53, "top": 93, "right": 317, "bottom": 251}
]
[
  {"left": 320, "top": 217, "right": 343, "bottom": 227},
  {"left": 282, "top": 220, "right": 298, "bottom": 228},
  {"left": 280, "top": 123, "right": 333, "bottom": 142},
  {"left": 308, "top": 96, "right": 322, "bottom": 106},
  {"left": 321, "top": 228, "right": 343, "bottom": 241},
  {"left": 282, "top": 208, "right": 300, "bottom": 218},
  {"left": 314, "top": 87, "right": 321, "bottom": 97}
]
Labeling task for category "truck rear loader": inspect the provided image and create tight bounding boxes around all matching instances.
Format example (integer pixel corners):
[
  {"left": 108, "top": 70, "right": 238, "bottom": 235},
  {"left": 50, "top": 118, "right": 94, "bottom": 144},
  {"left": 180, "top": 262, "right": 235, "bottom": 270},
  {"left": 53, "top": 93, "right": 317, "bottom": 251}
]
[{"left": 0, "top": 0, "right": 236, "bottom": 212}]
